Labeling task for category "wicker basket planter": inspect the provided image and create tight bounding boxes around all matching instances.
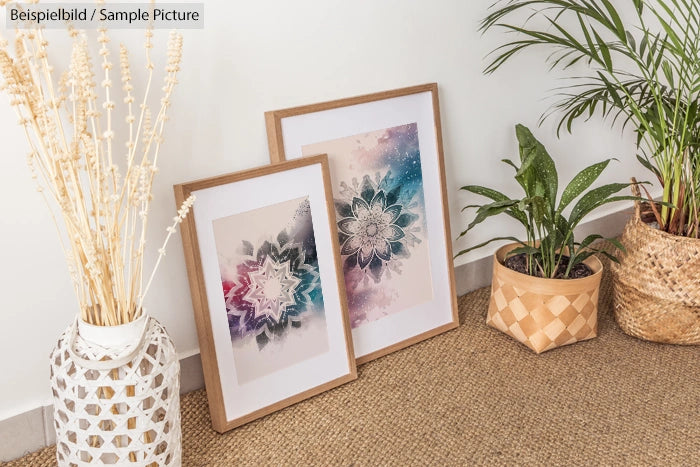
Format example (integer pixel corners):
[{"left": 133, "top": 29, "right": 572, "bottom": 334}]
[
  {"left": 611, "top": 207, "right": 700, "bottom": 345},
  {"left": 49, "top": 315, "right": 181, "bottom": 466},
  {"left": 486, "top": 243, "right": 603, "bottom": 354}
]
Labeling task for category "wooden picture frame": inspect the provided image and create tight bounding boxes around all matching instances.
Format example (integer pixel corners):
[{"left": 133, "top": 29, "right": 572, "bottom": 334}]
[
  {"left": 174, "top": 155, "right": 357, "bottom": 432},
  {"left": 265, "top": 83, "right": 459, "bottom": 364}
]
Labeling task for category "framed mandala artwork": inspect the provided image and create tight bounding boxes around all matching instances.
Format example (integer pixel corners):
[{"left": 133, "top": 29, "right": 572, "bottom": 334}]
[
  {"left": 265, "top": 83, "right": 459, "bottom": 364},
  {"left": 174, "top": 155, "right": 356, "bottom": 432}
]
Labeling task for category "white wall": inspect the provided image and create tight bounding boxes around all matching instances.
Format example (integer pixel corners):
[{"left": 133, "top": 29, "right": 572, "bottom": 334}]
[{"left": 0, "top": 0, "right": 650, "bottom": 420}]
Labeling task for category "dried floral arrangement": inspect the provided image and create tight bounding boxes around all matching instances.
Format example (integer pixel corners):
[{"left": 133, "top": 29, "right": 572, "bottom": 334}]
[{"left": 0, "top": 2, "right": 194, "bottom": 326}]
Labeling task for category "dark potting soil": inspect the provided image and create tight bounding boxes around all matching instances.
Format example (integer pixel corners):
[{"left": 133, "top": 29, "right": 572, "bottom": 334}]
[{"left": 503, "top": 253, "right": 593, "bottom": 279}]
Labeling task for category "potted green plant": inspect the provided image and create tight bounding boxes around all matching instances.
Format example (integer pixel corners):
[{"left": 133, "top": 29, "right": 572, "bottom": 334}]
[
  {"left": 480, "top": 0, "right": 700, "bottom": 344},
  {"left": 456, "top": 124, "right": 637, "bottom": 353}
]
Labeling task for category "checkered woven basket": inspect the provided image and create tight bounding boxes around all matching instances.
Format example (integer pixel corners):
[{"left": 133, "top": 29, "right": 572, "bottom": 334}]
[
  {"left": 49, "top": 315, "right": 181, "bottom": 466},
  {"left": 486, "top": 244, "right": 603, "bottom": 354}
]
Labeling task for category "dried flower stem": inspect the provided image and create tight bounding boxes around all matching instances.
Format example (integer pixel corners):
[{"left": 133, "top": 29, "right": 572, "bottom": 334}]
[{"left": 0, "top": 8, "right": 188, "bottom": 325}]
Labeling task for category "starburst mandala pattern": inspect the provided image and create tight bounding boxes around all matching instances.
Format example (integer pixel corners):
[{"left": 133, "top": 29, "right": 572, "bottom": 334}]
[
  {"left": 335, "top": 171, "right": 421, "bottom": 281},
  {"left": 244, "top": 257, "right": 301, "bottom": 323},
  {"left": 222, "top": 231, "right": 322, "bottom": 345}
]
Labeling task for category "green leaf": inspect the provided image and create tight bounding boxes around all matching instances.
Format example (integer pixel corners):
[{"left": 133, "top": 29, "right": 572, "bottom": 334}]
[
  {"left": 532, "top": 142, "right": 558, "bottom": 212},
  {"left": 600, "top": 0, "right": 627, "bottom": 41},
  {"left": 597, "top": 72, "right": 623, "bottom": 108},
  {"left": 571, "top": 193, "right": 648, "bottom": 228},
  {"left": 516, "top": 124, "right": 558, "bottom": 210},
  {"left": 557, "top": 159, "right": 614, "bottom": 213},
  {"left": 457, "top": 199, "right": 519, "bottom": 238},
  {"left": 508, "top": 245, "right": 542, "bottom": 257},
  {"left": 454, "top": 236, "right": 524, "bottom": 258},
  {"left": 661, "top": 60, "right": 674, "bottom": 86},
  {"left": 577, "top": 234, "right": 604, "bottom": 250},
  {"left": 570, "top": 250, "right": 596, "bottom": 267},
  {"left": 655, "top": 15, "right": 683, "bottom": 52},
  {"left": 568, "top": 183, "right": 635, "bottom": 227},
  {"left": 459, "top": 185, "right": 508, "bottom": 202},
  {"left": 592, "top": 28, "right": 613, "bottom": 71},
  {"left": 515, "top": 148, "right": 538, "bottom": 195},
  {"left": 555, "top": 213, "right": 571, "bottom": 239},
  {"left": 636, "top": 154, "right": 660, "bottom": 179},
  {"left": 501, "top": 158, "right": 520, "bottom": 172},
  {"left": 605, "top": 237, "right": 626, "bottom": 253},
  {"left": 519, "top": 196, "right": 547, "bottom": 228},
  {"left": 515, "top": 123, "right": 539, "bottom": 154},
  {"left": 461, "top": 204, "right": 484, "bottom": 212},
  {"left": 577, "top": 12, "right": 600, "bottom": 64},
  {"left": 632, "top": 0, "right": 643, "bottom": 15},
  {"left": 459, "top": 185, "right": 529, "bottom": 228},
  {"left": 597, "top": 250, "right": 621, "bottom": 264}
]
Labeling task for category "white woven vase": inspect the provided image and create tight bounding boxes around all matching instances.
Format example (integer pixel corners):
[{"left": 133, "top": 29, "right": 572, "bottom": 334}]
[{"left": 49, "top": 315, "right": 182, "bottom": 466}]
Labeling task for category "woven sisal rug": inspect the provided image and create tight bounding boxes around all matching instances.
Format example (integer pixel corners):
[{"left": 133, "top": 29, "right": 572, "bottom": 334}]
[{"left": 6, "top": 265, "right": 699, "bottom": 466}]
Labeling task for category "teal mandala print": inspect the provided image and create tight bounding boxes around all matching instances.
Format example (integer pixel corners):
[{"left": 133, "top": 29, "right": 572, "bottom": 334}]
[
  {"left": 336, "top": 171, "right": 422, "bottom": 282},
  {"left": 301, "top": 122, "right": 433, "bottom": 328}
]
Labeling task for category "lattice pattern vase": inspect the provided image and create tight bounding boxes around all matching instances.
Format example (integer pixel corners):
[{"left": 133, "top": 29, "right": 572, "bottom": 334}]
[
  {"left": 486, "top": 244, "right": 603, "bottom": 354},
  {"left": 49, "top": 315, "right": 182, "bottom": 466}
]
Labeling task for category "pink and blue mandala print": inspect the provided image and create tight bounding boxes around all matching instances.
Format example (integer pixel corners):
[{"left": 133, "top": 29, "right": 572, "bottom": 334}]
[{"left": 222, "top": 229, "right": 324, "bottom": 348}]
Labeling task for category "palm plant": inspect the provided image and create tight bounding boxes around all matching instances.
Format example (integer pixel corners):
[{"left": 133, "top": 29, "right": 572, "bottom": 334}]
[{"left": 481, "top": 0, "right": 700, "bottom": 237}]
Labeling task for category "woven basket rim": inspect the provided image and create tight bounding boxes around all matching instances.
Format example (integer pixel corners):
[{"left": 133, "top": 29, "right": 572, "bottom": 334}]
[
  {"left": 612, "top": 211, "right": 700, "bottom": 305},
  {"left": 629, "top": 212, "right": 700, "bottom": 246},
  {"left": 494, "top": 243, "right": 603, "bottom": 281},
  {"left": 492, "top": 243, "right": 603, "bottom": 296}
]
